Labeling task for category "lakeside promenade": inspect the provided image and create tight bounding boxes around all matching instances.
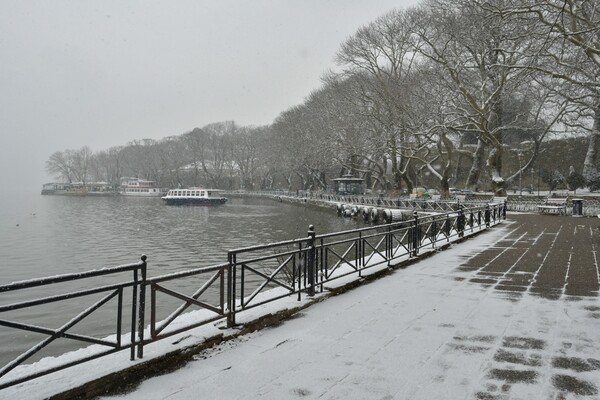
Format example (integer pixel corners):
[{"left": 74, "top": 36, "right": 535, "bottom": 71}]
[
  {"left": 4, "top": 213, "right": 600, "bottom": 399},
  {"left": 92, "top": 213, "right": 600, "bottom": 400}
]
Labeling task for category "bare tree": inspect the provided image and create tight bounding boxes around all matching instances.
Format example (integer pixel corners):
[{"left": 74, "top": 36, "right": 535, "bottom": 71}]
[
  {"left": 476, "top": 0, "right": 600, "bottom": 179},
  {"left": 199, "top": 121, "right": 235, "bottom": 188},
  {"left": 408, "top": 0, "right": 560, "bottom": 195},
  {"left": 334, "top": 8, "right": 422, "bottom": 192},
  {"left": 46, "top": 150, "right": 74, "bottom": 183}
]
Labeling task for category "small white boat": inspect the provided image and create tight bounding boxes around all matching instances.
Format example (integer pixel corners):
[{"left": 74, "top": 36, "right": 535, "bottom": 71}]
[
  {"left": 161, "top": 188, "right": 228, "bottom": 206},
  {"left": 120, "top": 178, "right": 163, "bottom": 197}
]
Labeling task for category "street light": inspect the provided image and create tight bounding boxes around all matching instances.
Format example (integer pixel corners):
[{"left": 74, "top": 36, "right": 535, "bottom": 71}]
[
  {"left": 518, "top": 152, "right": 523, "bottom": 196},
  {"left": 531, "top": 168, "right": 534, "bottom": 194}
]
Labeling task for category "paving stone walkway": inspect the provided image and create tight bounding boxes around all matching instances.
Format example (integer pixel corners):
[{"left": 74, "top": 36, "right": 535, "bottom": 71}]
[
  {"left": 459, "top": 214, "right": 600, "bottom": 299},
  {"left": 8, "top": 213, "right": 600, "bottom": 400},
  {"left": 90, "top": 214, "right": 600, "bottom": 400}
]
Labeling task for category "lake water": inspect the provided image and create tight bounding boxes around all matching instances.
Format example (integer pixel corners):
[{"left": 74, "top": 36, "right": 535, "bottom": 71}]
[{"left": 0, "top": 193, "right": 363, "bottom": 367}]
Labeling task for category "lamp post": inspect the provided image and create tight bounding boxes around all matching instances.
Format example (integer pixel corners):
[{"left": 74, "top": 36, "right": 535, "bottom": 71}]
[
  {"left": 538, "top": 169, "right": 541, "bottom": 198},
  {"left": 531, "top": 168, "right": 534, "bottom": 194},
  {"left": 518, "top": 152, "right": 523, "bottom": 196}
]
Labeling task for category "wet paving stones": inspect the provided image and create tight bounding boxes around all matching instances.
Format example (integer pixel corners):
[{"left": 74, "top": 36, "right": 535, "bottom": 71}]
[
  {"left": 552, "top": 375, "right": 598, "bottom": 396},
  {"left": 451, "top": 214, "right": 600, "bottom": 399},
  {"left": 457, "top": 214, "right": 600, "bottom": 300}
]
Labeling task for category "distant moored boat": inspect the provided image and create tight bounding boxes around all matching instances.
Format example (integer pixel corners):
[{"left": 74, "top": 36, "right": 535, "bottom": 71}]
[
  {"left": 119, "top": 177, "right": 163, "bottom": 197},
  {"left": 161, "top": 188, "right": 228, "bottom": 206}
]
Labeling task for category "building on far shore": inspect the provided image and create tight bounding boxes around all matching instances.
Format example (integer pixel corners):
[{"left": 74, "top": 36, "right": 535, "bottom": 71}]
[{"left": 41, "top": 182, "right": 115, "bottom": 196}]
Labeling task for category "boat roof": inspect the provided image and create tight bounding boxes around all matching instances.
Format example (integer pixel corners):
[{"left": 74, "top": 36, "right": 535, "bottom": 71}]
[{"left": 170, "top": 188, "right": 224, "bottom": 191}]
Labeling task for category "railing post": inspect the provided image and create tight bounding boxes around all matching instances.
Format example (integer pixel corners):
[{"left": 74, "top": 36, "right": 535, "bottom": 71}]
[
  {"left": 431, "top": 219, "right": 437, "bottom": 248},
  {"left": 295, "top": 244, "right": 301, "bottom": 301},
  {"left": 358, "top": 231, "right": 363, "bottom": 269},
  {"left": 130, "top": 269, "right": 138, "bottom": 361},
  {"left": 458, "top": 205, "right": 465, "bottom": 238},
  {"left": 469, "top": 211, "right": 474, "bottom": 232},
  {"left": 307, "top": 225, "right": 316, "bottom": 297},
  {"left": 386, "top": 224, "right": 392, "bottom": 261},
  {"left": 227, "top": 251, "right": 236, "bottom": 328},
  {"left": 485, "top": 204, "right": 491, "bottom": 227},
  {"left": 136, "top": 255, "right": 147, "bottom": 359},
  {"left": 412, "top": 210, "right": 419, "bottom": 257}
]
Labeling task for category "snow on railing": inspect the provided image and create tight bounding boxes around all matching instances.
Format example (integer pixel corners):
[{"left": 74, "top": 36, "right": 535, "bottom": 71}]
[{"left": 0, "top": 203, "right": 506, "bottom": 389}]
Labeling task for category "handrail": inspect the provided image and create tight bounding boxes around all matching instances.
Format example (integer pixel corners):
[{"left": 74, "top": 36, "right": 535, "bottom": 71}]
[
  {"left": 0, "top": 256, "right": 147, "bottom": 389},
  {"left": 0, "top": 261, "right": 145, "bottom": 292}
]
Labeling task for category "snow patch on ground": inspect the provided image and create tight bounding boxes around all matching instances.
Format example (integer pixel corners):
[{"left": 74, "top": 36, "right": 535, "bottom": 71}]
[{"left": 7, "top": 219, "right": 598, "bottom": 400}]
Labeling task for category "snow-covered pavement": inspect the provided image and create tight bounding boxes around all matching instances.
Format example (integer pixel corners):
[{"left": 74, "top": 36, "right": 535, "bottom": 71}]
[
  {"left": 3, "top": 214, "right": 600, "bottom": 399},
  {"left": 89, "top": 215, "right": 600, "bottom": 400}
]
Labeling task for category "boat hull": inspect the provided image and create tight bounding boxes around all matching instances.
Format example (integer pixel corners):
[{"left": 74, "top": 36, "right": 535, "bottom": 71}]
[
  {"left": 121, "top": 191, "right": 163, "bottom": 197},
  {"left": 162, "top": 197, "right": 228, "bottom": 206}
]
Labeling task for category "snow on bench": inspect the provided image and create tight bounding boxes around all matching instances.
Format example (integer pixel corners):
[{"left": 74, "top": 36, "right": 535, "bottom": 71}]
[
  {"left": 489, "top": 196, "right": 507, "bottom": 205},
  {"left": 538, "top": 198, "right": 568, "bottom": 215}
]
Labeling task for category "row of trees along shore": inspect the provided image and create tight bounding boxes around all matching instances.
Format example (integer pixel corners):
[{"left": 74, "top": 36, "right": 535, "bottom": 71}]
[{"left": 46, "top": 0, "right": 600, "bottom": 197}]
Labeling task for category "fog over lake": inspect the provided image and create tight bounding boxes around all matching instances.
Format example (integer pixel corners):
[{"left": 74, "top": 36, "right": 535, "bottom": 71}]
[{"left": 0, "top": 0, "right": 419, "bottom": 193}]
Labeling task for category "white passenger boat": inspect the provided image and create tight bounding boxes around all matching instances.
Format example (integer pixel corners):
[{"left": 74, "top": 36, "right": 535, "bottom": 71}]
[
  {"left": 161, "top": 188, "right": 228, "bottom": 206},
  {"left": 120, "top": 178, "right": 163, "bottom": 197}
]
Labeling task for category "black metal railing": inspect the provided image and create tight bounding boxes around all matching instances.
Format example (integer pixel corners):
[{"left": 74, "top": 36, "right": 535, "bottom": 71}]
[
  {"left": 0, "top": 203, "right": 505, "bottom": 389},
  {"left": 0, "top": 258, "right": 146, "bottom": 389},
  {"left": 228, "top": 189, "right": 600, "bottom": 217}
]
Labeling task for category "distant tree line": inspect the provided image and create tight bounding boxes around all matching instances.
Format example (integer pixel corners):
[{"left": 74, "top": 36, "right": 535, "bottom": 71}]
[{"left": 46, "top": 0, "right": 600, "bottom": 196}]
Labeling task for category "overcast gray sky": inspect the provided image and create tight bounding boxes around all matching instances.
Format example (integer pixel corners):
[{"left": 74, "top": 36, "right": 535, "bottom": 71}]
[{"left": 0, "top": 0, "right": 420, "bottom": 192}]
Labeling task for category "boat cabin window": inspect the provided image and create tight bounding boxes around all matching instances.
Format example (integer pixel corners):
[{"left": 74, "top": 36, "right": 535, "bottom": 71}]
[{"left": 200, "top": 191, "right": 206, "bottom": 197}]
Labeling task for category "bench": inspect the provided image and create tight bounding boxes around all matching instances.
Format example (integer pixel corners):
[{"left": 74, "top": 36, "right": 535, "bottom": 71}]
[
  {"left": 538, "top": 198, "right": 568, "bottom": 215},
  {"left": 489, "top": 196, "right": 507, "bottom": 205}
]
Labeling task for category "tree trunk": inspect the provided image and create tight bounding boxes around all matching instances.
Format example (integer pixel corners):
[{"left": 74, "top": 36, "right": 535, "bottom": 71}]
[
  {"left": 583, "top": 102, "right": 600, "bottom": 180},
  {"left": 466, "top": 139, "right": 485, "bottom": 189},
  {"left": 488, "top": 145, "right": 506, "bottom": 196}
]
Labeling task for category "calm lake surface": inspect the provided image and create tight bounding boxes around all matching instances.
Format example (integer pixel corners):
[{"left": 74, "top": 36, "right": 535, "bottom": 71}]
[{"left": 0, "top": 193, "right": 363, "bottom": 367}]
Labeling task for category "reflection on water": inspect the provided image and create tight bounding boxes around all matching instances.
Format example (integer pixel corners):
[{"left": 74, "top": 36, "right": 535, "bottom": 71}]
[
  {"left": 0, "top": 194, "right": 364, "bottom": 367},
  {"left": 1, "top": 196, "right": 363, "bottom": 281}
]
